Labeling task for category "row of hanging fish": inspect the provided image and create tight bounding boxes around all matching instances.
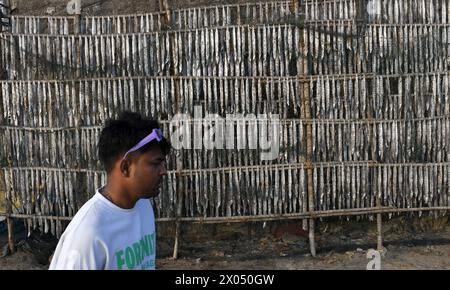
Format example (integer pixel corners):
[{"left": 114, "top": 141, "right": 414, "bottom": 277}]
[
  {"left": 0, "top": 78, "right": 178, "bottom": 127},
  {"left": 302, "top": 0, "right": 355, "bottom": 21},
  {"left": 1, "top": 127, "right": 101, "bottom": 169},
  {"left": 311, "top": 74, "right": 450, "bottom": 120},
  {"left": 363, "top": 24, "right": 450, "bottom": 75},
  {"left": 0, "top": 77, "right": 308, "bottom": 125},
  {"left": 307, "top": 0, "right": 450, "bottom": 24},
  {"left": 2, "top": 23, "right": 449, "bottom": 80},
  {"left": 161, "top": 165, "right": 310, "bottom": 218},
  {"left": 7, "top": 1, "right": 295, "bottom": 35},
  {"left": 9, "top": 16, "right": 71, "bottom": 34},
  {"left": 311, "top": 117, "right": 450, "bottom": 163},
  {"left": 7, "top": 0, "right": 450, "bottom": 36},
  {"left": 164, "top": 116, "right": 450, "bottom": 168},
  {"left": 363, "top": 0, "right": 450, "bottom": 24},
  {"left": 82, "top": 1, "right": 295, "bottom": 34},
  {"left": 2, "top": 115, "right": 449, "bottom": 171},
  {"left": 1, "top": 25, "right": 304, "bottom": 79},
  {"left": 1, "top": 74, "right": 449, "bottom": 129},
  {"left": 2, "top": 167, "right": 108, "bottom": 237},
  {"left": 303, "top": 23, "right": 450, "bottom": 76},
  {"left": 166, "top": 162, "right": 450, "bottom": 219},
  {"left": 4, "top": 160, "right": 449, "bottom": 236},
  {"left": 0, "top": 117, "right": 278, "bottom": 169},
  {"left": 2, "top": 164, "right": 310, "bottom": 221},
  {"left": 314, "top": 163, "right": 450, "bottom": 214}
]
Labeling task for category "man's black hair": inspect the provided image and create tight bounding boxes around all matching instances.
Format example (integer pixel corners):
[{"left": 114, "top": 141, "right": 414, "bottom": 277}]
[{"left": 98, "top": 111, "right": 171, "bottom": 173}]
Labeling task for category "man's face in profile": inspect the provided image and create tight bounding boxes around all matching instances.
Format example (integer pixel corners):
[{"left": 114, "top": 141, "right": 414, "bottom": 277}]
[{"left": 128, "top": 146, "right": 168, "bottom": 199}]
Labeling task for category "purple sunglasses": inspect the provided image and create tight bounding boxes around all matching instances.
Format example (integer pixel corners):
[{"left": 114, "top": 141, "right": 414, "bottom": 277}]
[{"left": 122, "top": 128, "right": 164, "bottom": 160}]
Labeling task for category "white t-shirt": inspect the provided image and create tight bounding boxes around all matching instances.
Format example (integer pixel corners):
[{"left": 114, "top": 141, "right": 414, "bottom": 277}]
[{"left": 49, "top": 188, "right": 156, "bottom": 270}]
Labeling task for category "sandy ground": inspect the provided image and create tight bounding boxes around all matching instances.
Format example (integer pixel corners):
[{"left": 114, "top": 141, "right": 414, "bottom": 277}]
[
  {"left": 157, "top": 242, "right": 450, "bottom": 270},
  {"left": 1, "top": 216, "right": 449, "bottom": 270},
  {"left": 1, "top": 234, "right": 449, "bottom": 270}
]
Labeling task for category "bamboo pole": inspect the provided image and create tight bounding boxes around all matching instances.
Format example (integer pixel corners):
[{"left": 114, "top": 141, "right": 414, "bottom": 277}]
[
  {"left": 7, "top": 217, "right": 15, "bottom": 253},
  {"left": 2, "top": 113, "right": 450, "bottom": 131},
  {"left": 4, "top": 71, "right": 450, "bottom": 83},
  {"left": 6, "top": 198, "right": 15, "bottom": 253},
  {"left": 2, "top": 205, "right": 448, "bottom": 223},
  {"left": 307, "top": 163, "right": 316, "bottom": 256},
  {"left": 377, "top": 197, "right": 383, "bottom": 251},
  {"left": 0, "top": 212, "right": 72, "bottom": 220},
  {"left": 370, "top": 74, "right": 383, "bottom": 254},
  {"left": 298, "top": 11, "right": 316, "bottom": 256},
  {"left": 371, "top": 96, "right": 383, "bottom": 251},
  {"left": 3, "top": 114, "right": 450, "bottom": 131},
  {"left": 1, "top": 158, "right": 14, "bottom": 253},
  {"left": 2, "top": 161, "right": 450, "bottom": 187},
  {"left": 304, "top": 24, "right": 316, "bottom": 258},
  {"left": 159, "top": 0, "right": 182, "bottom": 260},
  {"left": 172, "top": 220, "right": 180, "bottom": 259},
  {"left": 6, "top": 20, "right": 447, "bottom": 37},
  {"left": 295, "top": 0, "right": 310, "bottom": 233}
]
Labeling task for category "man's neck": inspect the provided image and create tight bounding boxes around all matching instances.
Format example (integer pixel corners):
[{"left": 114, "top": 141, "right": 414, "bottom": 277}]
[{"left": 102, "top": 182, "right": 138, "bottom": 209}]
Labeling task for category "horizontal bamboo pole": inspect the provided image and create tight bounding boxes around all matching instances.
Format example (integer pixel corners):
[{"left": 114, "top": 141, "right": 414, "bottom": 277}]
[
  {"left": 0, "top": 213, "right": 72, "bottom": 221},
  {"left": 0, "top": 71, "right": 447, "bottom": 85},
  {"left": 1, "top": 206, "right": 448, "bottom": 224},
  {"left": 11, "top": 16, "right": 78, "bottom": 20},
  {"left": 3, "top": 161, "right": 450, "bottom": 177},
  {"left": 2, "top": 115, "right": 450, "bottom": 132},
  {"left": 0, "top": 72, "right": 379, "bottom": 83},
  {"left": 3, "top": 22, "right": 450, "bottom": 37}
]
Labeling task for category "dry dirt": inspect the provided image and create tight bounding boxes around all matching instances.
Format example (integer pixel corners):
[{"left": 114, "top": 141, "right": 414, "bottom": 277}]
[{"left": 1, "top": 215, "right": 449, "bottom": 270}]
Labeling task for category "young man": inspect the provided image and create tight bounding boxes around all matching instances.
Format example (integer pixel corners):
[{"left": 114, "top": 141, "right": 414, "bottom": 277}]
[{"left": 49, "top": 112, "right": 171, "bottom": 270}]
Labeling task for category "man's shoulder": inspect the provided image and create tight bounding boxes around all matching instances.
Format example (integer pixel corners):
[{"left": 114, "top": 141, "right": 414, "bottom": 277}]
[{"left": 65, "top": 195, "right": 107, "bottom": 233}]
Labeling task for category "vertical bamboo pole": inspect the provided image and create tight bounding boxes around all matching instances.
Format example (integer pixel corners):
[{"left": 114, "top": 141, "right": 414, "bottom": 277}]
[
  {"left": 304, "top": 16, "right": 316, "bottom": 258},
  {"left": 370, "top": 79, "right": 383, "bottom": 252},
  {"left": 160, "top": 0, "right": 182, "bottom": 260},
  {"left": 6, "top": 199, "right": 15, "bottom": 253},
  {"left": 377, "top": 196, "right": 383, "bottom": 251},
  {"left": 295, "top": 0, "right": 316, "bottom": 256},
  {"left": 293, "top": 0, "right": 310, "bottom": 233},
  {"left": 0, "top": 131, "right": 14, "bottom": 253},
  {"left": 305, "top": 122, "right": 316, "bottom": 256},
  {"left": 355, "top": 0, "right": 383, "bottom": 251},
  {"left": 7, "top": 218, "right": 15, "bottom": 253},
  {"left": 172, "top": 219, "right": 180, "bottom": 259},
  {"left": 374, "top": 66, "right": 383, "bottom": 250},
  {"left": 369, "top": 90, "right": 382, "bottom": 251},
  {"left": 72, "top": 12, "right": 82, "bottom": 237}
]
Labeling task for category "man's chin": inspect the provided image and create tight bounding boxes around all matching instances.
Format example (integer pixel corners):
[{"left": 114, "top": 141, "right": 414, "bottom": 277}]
[{"left": 142, "top": 189, "right": 160, "bottom": 199}]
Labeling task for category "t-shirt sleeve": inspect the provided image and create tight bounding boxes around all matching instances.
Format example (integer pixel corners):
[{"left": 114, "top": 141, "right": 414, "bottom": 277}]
[{"left": 49, "top": 229, "right": 107, "bottom": 270}]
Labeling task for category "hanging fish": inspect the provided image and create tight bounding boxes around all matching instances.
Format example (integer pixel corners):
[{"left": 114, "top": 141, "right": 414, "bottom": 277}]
[{"left": 272, "top": 162, "right": 279, "bottom": 214}]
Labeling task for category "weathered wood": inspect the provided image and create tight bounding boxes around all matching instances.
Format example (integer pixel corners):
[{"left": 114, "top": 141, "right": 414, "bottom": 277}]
[
  {"left": 300, "top": 21, "right": 316, "bottom": 256},
  {"left": 377, "top": 196, "right": 383, "bottom": 251},
  {"left": 6, "top": 197, "right": 15, "bottom": 253}
]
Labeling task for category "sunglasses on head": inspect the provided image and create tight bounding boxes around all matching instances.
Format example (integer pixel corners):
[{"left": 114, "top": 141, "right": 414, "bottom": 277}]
[{"left": 122, "top": 128, "right": 164, "bottom": 160}]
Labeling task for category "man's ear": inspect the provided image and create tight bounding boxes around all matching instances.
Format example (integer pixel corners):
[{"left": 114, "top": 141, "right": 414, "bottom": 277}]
[{"left": 119, "top": 158, "right": 131, "bottom": 177}]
